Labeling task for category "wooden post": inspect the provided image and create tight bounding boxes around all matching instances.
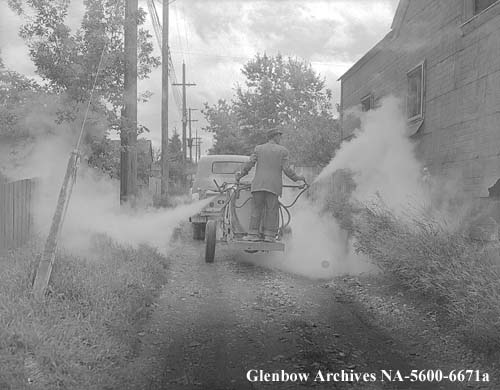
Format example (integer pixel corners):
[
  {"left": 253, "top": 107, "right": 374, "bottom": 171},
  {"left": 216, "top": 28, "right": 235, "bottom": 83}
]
[
  {"left": 188, "top": 108, "right": 198, "bottom": 163},
  {"left": 172, "top": 64, "right": 195, "bottom": 190},
  {"left": 33, "top": 152, "right": 79, "bottom": 299},
  {"left": 160, "top": 0, "right": 170, "bottom": 205},
  {"left": 120, "top": 0, "right": 138, "bottom": 205}
]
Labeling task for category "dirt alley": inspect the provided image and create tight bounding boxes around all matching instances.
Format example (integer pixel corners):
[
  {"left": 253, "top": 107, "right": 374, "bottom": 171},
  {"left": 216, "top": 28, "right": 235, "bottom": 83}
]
[{"left": 113, "top": 225, "right": 497, "bottom": 390}]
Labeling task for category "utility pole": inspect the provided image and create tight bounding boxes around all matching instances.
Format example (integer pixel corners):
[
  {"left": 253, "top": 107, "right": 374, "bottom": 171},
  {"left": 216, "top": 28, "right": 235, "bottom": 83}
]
[
  {"left": 194, "top": 127, "right": 199, "bottom": 163},
  {"left": 160, "top": 0, "right": 169, "bottom": 205},
  {"left": 196, "top": 129, "right": 202, "bottom": 162},
  {"left": 173, "top": 62, "right": 195, "bottom": 188},
  {"left": 188, "top": 108, "right": 198, "bottom": 163},
  {"left": 120, "top": 0, "right": 138, "bottom": 206}
]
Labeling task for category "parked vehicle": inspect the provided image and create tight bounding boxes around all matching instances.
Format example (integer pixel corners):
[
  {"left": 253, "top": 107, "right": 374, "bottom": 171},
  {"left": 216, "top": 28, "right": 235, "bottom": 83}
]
[{"left": 189, "top": 155, "right": 254, "bottom": 240}]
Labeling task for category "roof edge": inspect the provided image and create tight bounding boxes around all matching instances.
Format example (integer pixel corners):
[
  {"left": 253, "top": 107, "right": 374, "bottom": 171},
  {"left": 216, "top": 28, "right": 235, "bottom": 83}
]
[
  {"left": 338, "top": 31, "right": 392, "bottom": 81},
  {"left": 338, "top": 0, "right": 409, "bottom": 82}
]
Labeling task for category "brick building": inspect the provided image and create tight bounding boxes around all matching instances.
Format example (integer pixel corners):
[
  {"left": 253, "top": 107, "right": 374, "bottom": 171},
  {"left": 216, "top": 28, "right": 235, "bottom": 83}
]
[{"left": 339, "top": 0, "right": 500, "bottom": 198}]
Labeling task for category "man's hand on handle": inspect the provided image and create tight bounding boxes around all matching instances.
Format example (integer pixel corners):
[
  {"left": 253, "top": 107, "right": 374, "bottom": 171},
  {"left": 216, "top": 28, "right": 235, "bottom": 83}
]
[
  {"left": 297, "top": 175, "right": 307, "bottom": 184},
  {"left": 296, "top": 175, "right": 308, "bottom": 189}
]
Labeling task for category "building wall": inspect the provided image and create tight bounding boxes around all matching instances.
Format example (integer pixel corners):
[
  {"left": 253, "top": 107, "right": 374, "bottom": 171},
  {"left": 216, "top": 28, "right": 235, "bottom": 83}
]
[{"left": 340, "top": 0, "right": 500, "bottom": 197}]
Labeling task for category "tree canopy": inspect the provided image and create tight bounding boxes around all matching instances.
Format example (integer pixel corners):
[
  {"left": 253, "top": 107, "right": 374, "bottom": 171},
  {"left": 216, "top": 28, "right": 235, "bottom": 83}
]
[
  {"left": 4, "top": 0, "right": 160, "bottom": 180},
  {"left": 202, "top": 53, "right": 340, "bottom": 166},
  {"left": 11, "top": 0, "right": 159, "bottom": 115}
]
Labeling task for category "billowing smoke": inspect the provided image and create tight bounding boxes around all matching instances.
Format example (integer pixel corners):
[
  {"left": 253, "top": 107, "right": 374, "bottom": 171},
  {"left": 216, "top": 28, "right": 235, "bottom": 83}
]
[
  {"left": 34, "top": 163, "right": 210, "bottom": 255},
  {"left": 245, "top": 96, "right": 431, "bottom": 279},
  {"left": 2, "top": 100, "right": 208, "bottom": 255},
  {"left": 31, "top": 151, "right": 209, "bottom": 255},
  {"left": 316, "top": 96, "right": 427, "bottom": 213}
]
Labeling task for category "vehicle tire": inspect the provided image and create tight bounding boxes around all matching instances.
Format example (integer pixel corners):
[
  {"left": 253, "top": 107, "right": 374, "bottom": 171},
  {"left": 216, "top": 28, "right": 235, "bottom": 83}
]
[
  {"left": 205, "top": 220, "right": 217, "bottom": 263},
  {"left": 193, "top": 223, "right": 206, "bottom": 240}
]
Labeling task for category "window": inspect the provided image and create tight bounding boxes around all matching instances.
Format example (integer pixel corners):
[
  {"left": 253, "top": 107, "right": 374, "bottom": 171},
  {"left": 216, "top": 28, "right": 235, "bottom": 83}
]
[
  {"left": 462, "top": 0, "right": 500, "bottom": 33},
  {"left": 407, "top": 61, "right": 425, "bottom": 121},
  {"left": 360, "top": 94, "right": 374, "bottom": 112},
  {"left": 212, "top": 161, "right": 244, "bottom": 174},
  {"left": 475, "top": 0, "right": 498, "bottom": 14}
]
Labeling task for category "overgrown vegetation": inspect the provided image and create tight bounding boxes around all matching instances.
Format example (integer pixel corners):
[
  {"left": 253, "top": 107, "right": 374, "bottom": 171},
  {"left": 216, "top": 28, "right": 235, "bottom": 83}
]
[
  {"left": 329, "top": 193, "right": 500, "bottom": 351},
  {"left": 0, "top": 236, "right": 168, "bottom": 389}
]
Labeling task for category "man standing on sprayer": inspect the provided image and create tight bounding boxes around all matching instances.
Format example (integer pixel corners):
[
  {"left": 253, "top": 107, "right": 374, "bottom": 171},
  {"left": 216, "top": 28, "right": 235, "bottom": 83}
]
[{"left": 235, "top": 127, "right": 306, "bottom": 242}]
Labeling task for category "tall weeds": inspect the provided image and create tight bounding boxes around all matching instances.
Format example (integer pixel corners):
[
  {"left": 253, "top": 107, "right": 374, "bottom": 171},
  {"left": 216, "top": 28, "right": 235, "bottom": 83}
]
[{"left": 337, "top": 199, "right": 500, "bottom": 350}]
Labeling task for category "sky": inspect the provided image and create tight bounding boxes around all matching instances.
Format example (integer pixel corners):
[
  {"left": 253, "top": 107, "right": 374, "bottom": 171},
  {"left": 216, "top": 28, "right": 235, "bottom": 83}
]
[{"left": 0, "top": 0, "right": 399, "bottom": 154}]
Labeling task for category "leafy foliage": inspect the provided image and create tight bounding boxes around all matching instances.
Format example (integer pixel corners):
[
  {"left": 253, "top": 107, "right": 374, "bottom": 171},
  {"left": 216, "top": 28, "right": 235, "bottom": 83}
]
[
  {"left": 202, "top": 99, "right": 245, "bottom": 155},
  {"left": 11, "top": 0, "right": 159, "bottom": 123},
  {"left": 0, "top": 65, "right": 40, "bottom": 138},
  {"left": 167, "top": 133, "right": 185, "bottom": 183},
  {"left": 202, "top": 53, "right": 339, "bottom": 166},
  {"left": 5, "top": 0, "right": 160, "bottom": 181},
  {"left": 87, "top": 137, "right": 153, "bottom": 185}
]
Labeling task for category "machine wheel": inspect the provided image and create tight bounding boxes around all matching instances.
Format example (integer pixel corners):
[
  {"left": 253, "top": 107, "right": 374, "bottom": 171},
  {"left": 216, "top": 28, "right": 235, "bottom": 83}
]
[
  {"left": 205, "top": 220, "right": 217, "bottom": 263},
  {"left": 193, "top": 222, "right": 206, "bottom": 240}
]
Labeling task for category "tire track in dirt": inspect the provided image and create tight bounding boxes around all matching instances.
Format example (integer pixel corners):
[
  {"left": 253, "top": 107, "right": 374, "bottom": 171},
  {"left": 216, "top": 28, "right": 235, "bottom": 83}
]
[{"left": 114, "top": 230, "right": 468, "bottom": 390}]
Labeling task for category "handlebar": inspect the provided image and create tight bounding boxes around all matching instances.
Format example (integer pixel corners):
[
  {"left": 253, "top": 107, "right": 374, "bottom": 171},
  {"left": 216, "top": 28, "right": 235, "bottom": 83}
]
[
  {"left": 283, "top": 182, "right": 309, "bottom": 190},
  {"left": 214, "top": 179, "right": 308, "bottom": 193}
]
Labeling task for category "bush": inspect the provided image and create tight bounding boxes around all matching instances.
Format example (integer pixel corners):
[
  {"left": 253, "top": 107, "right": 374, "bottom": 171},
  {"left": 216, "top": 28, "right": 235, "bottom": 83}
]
[
  {"left": 351, "top": 201, "right": 500, "bottom": 350},
  {"left": 0, "top": 236, "right": 168, "bottom": 389}
]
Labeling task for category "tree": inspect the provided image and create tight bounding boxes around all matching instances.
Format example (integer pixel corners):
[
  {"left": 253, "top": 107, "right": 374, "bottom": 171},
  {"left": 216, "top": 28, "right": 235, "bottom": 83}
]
[
  {"left": 10, "top": 0, "right": 159, "bottom": 125},
  {"left": 202, "top": 53, "right": 339, "bottom": 166},
  {"left": 0, "top": 63, "right": 40, "bottom": 138},
  {"left": 8, "top": 0, "right": 160, "bottom": 178},
  {"left": 167, "top": 133, "right": 184, "bottom": 184},
  {"left": 202, "top": 99, "right": 246, "bottom": 154}
]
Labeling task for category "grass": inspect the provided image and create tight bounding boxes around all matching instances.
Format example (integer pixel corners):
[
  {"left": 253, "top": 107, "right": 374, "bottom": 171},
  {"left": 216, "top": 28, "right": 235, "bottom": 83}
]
[
  {"left": 341, "top": 200, "right": 500, "bottom": 352},
  {"left": 0, "top": 235, "right": 169, "bottom": 389}
]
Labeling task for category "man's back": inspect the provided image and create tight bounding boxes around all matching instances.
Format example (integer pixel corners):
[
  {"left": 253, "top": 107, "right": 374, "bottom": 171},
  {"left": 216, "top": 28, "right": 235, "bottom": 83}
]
[{"left": 251, "top": 142, "right": 289, "bottom": 196}]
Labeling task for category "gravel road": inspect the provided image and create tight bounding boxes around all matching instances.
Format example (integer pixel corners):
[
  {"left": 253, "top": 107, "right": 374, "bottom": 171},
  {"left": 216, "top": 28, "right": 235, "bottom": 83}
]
[{"left": 114, "top": 226, "right": 496, "bottom": 390}]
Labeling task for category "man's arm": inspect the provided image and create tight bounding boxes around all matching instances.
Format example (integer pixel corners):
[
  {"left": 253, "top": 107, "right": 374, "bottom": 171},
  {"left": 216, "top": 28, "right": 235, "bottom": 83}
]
[
  {"left": 281, "top": 148, "right": 305, "bottom": 182},
  {"left": 236, "top": 149, "right": 257, "bottom": 181}
]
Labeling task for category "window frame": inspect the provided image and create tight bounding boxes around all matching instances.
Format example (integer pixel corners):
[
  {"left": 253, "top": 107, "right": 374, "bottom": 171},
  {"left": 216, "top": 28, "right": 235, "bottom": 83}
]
[
  {"left": 474, "top": 0, "right": 498, "bottom": 14},
  {"left": 406, "top": 60, "right": 426, "bottom": 122},
  {"left": 211, "top": 161, "right": 245, "bottom": 175},
  {"left": 463, "top": 0, "right": 500, "bottom": 24},
  {"left": 360, "top": 93, "right": 374, "bottom": 112}
]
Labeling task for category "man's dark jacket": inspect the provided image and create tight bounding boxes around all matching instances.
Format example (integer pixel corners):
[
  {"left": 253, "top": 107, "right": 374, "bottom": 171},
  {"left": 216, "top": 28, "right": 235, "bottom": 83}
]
[{"left": 240, "top": 140, "right": 300, "bottom": 197}]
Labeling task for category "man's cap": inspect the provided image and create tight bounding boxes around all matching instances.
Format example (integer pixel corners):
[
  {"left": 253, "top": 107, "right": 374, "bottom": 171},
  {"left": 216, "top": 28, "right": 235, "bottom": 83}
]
[{"left": 267, "top": 127, "right": 283, "bottom": 139}]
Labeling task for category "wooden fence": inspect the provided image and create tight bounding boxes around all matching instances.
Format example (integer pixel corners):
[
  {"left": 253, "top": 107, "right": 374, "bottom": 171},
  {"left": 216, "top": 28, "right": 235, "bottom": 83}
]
[{"left": 0, "top": 178, "right": 36, "bottom": 249}]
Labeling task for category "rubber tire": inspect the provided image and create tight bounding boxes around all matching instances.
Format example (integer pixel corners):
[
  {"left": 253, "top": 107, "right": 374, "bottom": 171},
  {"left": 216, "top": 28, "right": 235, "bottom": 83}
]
[
  {"left": 205, "top": 220, "right": 217, "bottom": 263},
  {"left": 193, "top": 223, "right": 206, "bottom": 240}
]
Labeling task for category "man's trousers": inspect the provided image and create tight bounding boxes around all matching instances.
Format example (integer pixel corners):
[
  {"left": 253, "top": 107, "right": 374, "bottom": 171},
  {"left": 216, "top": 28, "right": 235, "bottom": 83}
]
[{"left": 248, "top": 190, "right": 279, "bottom": 237}]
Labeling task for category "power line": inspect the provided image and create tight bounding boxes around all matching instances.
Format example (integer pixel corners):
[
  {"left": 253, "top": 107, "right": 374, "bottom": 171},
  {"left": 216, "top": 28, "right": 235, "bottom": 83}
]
[
  {"left": 146, "top": 0, "right": 184, "bottom": 119},
  {"left": 172, "top": 3, "right": 185, "bottom": 63},
  {"left": 180, "top": 2, "right": 192, "bottom": 66}
]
